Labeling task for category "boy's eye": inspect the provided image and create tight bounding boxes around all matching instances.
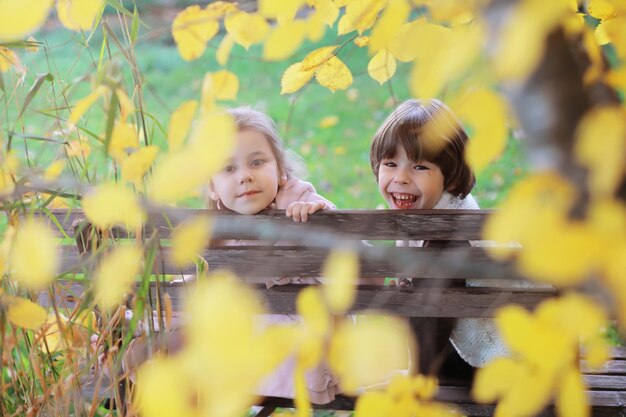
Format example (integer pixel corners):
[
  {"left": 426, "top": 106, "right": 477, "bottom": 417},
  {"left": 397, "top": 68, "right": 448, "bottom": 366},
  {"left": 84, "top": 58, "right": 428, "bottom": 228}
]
[
  {"left": 413, "top": 165, "right": 429, "bottom": 171},
  {"left": 383, "top": 161, "right": 396, "bottom": 168},
  {"left": 223, "top": 165, "right": 236, "bottom": 173}
]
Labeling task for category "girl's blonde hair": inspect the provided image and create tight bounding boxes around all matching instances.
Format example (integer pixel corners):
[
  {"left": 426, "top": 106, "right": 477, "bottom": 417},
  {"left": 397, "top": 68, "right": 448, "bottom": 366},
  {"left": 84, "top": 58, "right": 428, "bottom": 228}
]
[
  {"left": 228, "top": 107, "right": 305, "bottom": 179},
  {"left": 207, "top": 107, "right": 306, "bottom": 208}
]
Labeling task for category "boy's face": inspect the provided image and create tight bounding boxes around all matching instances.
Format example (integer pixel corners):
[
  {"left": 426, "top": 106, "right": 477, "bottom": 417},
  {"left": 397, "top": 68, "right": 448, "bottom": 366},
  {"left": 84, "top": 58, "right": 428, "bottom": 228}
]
[
  {"left": 377, "top": 145, "right": 445, "bottom": 210},
  {"left": 209, "top": 129, "right": 281, "bottom": 214}
]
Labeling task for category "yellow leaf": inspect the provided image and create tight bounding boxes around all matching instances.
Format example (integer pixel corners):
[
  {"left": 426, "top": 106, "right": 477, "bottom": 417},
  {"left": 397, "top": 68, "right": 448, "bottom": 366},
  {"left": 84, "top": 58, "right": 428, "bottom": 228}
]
[
  {"left": 584, "top": 337, "right": 611, "bottom": 369},
  {"left": 337, "top": 14, "right": 355, "bottom": 36},
  {"left": 202, "top": 70, "right": 239, "bottom": 101},
  {"left": 134, "top": 356, "right": 197, "bottom": 417},
  {"left": 367, "top": 49, "right": 397, "bottom": 85},
  {"left": 482, "top": 172, "right": 575, "bottom": 260},
  {"left": 216, "top": 33, "right": 235, "bottom": 66},
  {"left": 557, "top": 368, "right": 589, "bottom": 417},
  {"left": 11, "top": 218, "right": 59, "bottom": 290},
  {"left": 294, "top": 363, "right": 311, "bottom": 417},
  {"left": 0, "top": 0, "right": 51, "bottom": 41},
  {"left": 309, "top": 0, "right": 340, "bottom": 27},
  {"left": 56, "top": 0, "right": 104, "bottom": 31},
  {"left": 315, "top": 56, "right": 353, "bottom": 92},
  {"left": 94, "top": 245, "right": 143, "bottom": 310},
  {"left": 170, "top": 216, "right": 212, "bottom": 267},
  {"left": 0, "top": 227, "right": 15, "bottom": 277},
  {"left": 408, "top": 23, "right": 481, "bottom": 98},
  {"left": 329, "top": 315, "right": 414, "bottom": 394},
  {"left": 0, "top": 47, "right": 19, "bottom": 72},
  {"left": 82, "top": 183, "right": 146, "bottom": 230},
  {"left": 318, "top": 115, "right": 339, "bottom": 128},
  {"left": 281, "top": 62, "right": 316, "bottom": 95},
  {"left": 598, "top": 17, "right": 626, "bottom": 61},
  {"left": 452, "top": 89, "right": 508, "bottom": 174},
  {"left": 297, "top": 286, "right": 329, "bottom": 337},
  {"left": 518, "top": 222, "right": 600, "bottom": 285},
  {"left": 595, "top": 19, "right": 611, "bottom": 45},
  {"left": 536, "top": 293, "right": 608, "bottom": 343},
  {"left": 575, "top": 106, "right": 626, "bottom": 197},
  {"left": 605, "top": 67, "right": 626, "bottom": 91},
  {"left": 44, "top": 159, "right": 65, "bottom": 181},
  {"left": 301, "top": 45, "right": 338, "bottom": 71},
  {"left": 148, "top": 111, "right": 235, "bottom": 204},
  {"left": 354, "top": 36, "right": 369, "bottom": 47},
  {"left": 115, "top": 88, "right": 135, "bottom": 121},
  {"left": 322, "top": 249, "right": 358, "bottom": 313},
  {"left": 587, "top": 0, "right": 618, "bottom": 20},
  {"left": 344, "top": 0, "right": 387, "bottom": 34},
  {"left": 411, "top": 374, "right": 439, "bottom": 400},
  {"left": 65, "top": 139, "right": 91, "bottom": 158},
  {"left": 205, "top": 1, "right": 238, "bottom": 19},
  {"left": 121, "top": 145, "right": 160, "bottom": 186},
  {"left": 224, "top": 11, "right": 269, "bottom": 49},
  {"left": 69, "top": 85, "right": 107, "bottom": 125},
  {"left": 305, "top": 10, "right": 327, "bottom": 41},
  {"left": 497, "top": 366, "right": 554, "bottom": 417},
  {"left": 369, "top": 0, "right": 410, "bottom": 53},
  {"left": 263, "top": 21, "right": 307, "bottom": 61},
  {"left": 259, "top": 0, "right": 304, "bottom": 23},
  {"left": 109, "top": 122, "right": 139, "bottom": 162},
  {"left": 494, "top": 0, "right": 571, "bottom": 80},
  {"left": 172, "top": 5, "right": 219, "bottom": 61},
  {"left": 184, "top": 272, "right": 265, "bottom": 373},
  {"left": 167, "top": 100, "right": 198, "bottom": 151},
  {"left": 354, "top": 391, "right": 394, "bottom": 417},
  {"left": 5, "top": 296, "right": 47, "bottom": 330}
]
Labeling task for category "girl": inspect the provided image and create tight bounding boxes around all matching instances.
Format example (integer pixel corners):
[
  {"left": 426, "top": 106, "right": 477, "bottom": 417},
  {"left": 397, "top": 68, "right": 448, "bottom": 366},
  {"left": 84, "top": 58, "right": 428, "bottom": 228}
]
[
  {"left": 208, "top": 107, "right": 340, "bottom": 402},
  {"left": 124, "top": 107, "right": 340, "bottom": 404},
  {"left": 369, "top": 98, "right": 509, "bottom": 378}
]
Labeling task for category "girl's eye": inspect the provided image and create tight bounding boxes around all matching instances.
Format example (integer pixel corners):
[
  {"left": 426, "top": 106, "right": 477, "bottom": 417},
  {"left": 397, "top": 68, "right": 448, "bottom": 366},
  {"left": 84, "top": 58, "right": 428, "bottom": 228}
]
[
  {"left": 251, "top": 159, "right": 265, "bottom": 167},
  {"left": 383, "top": 161, "right": 396, "bottom": 168},
  {"left": 223, "top": 165, "right": 235, "bottom": 173},
  {"left": 414, "top": 165, "right": 429, "bottom": 171}
]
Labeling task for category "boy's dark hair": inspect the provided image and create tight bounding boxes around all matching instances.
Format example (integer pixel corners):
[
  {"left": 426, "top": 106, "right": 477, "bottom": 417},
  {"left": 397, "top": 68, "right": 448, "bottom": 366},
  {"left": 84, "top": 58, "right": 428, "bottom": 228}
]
[{"left": 370, "top": 98, "right": 476, "bottom": 198}]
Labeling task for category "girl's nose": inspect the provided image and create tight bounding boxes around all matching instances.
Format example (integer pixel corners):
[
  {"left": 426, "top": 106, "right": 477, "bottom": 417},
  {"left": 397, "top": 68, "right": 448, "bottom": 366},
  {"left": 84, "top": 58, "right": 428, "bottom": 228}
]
[{"left": 239, "top": 170, "right": 254, "bottom": 184}]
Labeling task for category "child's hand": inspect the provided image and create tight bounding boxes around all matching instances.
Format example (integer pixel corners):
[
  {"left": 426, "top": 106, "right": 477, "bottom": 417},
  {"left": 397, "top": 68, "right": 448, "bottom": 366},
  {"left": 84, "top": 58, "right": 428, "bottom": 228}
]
[{"left": 286, "top": 201, "right": 327, "bottom": 222}]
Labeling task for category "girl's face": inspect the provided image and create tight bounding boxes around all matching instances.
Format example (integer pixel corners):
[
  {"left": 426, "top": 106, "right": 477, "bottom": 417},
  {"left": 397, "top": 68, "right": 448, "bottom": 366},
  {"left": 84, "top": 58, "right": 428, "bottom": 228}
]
[
  {"left": 377, "top": 145, "right": 445, "bottom": 210},
  {"left": 210, "top": 129, "right": 282, "bottom": 214}
]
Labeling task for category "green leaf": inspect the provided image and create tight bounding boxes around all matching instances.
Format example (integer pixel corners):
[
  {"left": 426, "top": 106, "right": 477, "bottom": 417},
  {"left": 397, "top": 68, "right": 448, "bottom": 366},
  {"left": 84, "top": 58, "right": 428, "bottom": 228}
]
[
  {"left": 131, "top": 6, "right": 139, "bottom": 43},
  {"left": 0, "top": 72, "right": 4, "bottom": 92},
  {"left": 17, "top": 73, "right": 53, "bottom": 120},
  {"left": 103, "top": 92, "right": 119, "bottom": 158}
]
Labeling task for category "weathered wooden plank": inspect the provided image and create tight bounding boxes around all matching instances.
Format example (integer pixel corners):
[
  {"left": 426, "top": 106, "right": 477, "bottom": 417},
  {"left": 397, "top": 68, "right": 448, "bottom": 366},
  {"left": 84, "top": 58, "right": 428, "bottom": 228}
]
[
  {"left": 585, "top": 375, "right": 626, "bottom": 390},
  {"left": 262, "top": 387, "right": 626, "bottom": 413},
  {"left": 60, "top": 245, "right": 522, "bottom": 280},
  {"left": 38, "top": 208, "right": 492, "bottom": 241},
  {"left": 153, "top": 284, "right": 553, "bottom": 318},
  {"left": 39, "top": 280, "right": 552, "bottom": 318},
  {"left": 582, "top": 360, "right": 626, "bottom": 375}
]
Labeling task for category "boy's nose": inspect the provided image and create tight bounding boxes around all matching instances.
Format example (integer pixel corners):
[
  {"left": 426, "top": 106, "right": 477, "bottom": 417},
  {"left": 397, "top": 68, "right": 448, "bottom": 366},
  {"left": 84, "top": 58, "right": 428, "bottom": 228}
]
[{"left": 393, "top": 169, "right": 410, "bottom": 184}]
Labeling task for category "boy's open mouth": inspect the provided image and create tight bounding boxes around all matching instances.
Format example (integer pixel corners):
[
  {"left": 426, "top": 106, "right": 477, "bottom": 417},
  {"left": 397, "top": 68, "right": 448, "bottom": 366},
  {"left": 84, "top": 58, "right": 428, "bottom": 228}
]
[{"left": 391, "top": 193, "right": 417, "bottom": 209}]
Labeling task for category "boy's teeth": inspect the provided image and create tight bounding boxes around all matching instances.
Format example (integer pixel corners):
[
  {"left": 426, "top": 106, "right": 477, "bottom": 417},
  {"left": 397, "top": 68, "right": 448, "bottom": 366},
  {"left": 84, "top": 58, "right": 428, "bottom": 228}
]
[{"left": 392, "top": 193, "right": 417, "bottom": 207}]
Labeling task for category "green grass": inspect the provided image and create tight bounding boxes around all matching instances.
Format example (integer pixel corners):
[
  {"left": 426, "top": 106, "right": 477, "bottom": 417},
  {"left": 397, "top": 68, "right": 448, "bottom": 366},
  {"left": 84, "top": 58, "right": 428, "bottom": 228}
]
[{"left": 5, "top": 11, "right": 528, "bottom": 212}]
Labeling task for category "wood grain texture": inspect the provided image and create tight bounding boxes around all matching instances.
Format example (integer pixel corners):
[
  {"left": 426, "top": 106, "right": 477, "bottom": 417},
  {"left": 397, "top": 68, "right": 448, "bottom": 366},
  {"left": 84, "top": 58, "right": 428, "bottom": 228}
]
[{"left": 39, "top": 208, "right": 491, "bottom": 240}]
